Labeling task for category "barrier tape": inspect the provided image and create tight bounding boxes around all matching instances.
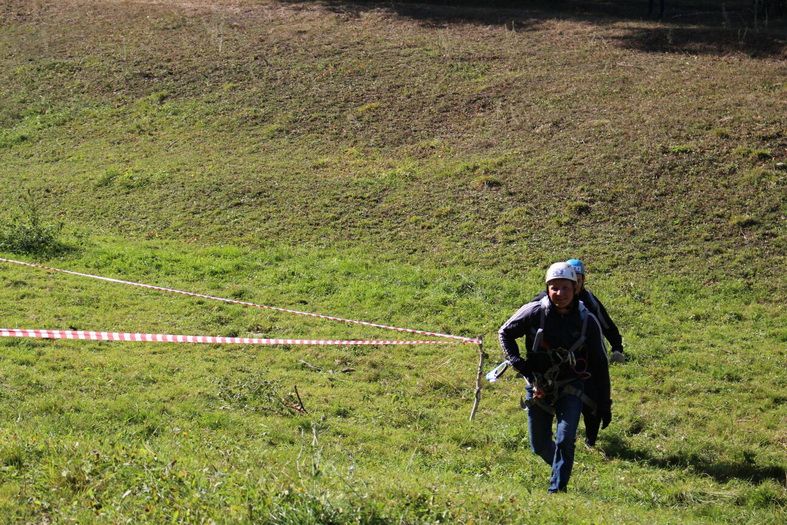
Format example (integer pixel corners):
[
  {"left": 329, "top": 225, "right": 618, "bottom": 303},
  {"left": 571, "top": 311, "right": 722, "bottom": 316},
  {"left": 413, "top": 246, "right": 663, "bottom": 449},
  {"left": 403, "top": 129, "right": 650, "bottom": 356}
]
[
  {"left": 0, "top": 328, "right": 450, "bottom": 346},
  {"left": 0, "top": 257, "right": 481, "bottom": 345}
]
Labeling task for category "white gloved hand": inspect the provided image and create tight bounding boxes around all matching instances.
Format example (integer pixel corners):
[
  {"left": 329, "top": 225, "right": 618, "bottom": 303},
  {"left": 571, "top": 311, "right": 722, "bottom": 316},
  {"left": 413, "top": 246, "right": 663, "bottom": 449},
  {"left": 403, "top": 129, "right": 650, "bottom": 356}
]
[{"left": 610, "top": 351, "right": 625, "bottom": 364}]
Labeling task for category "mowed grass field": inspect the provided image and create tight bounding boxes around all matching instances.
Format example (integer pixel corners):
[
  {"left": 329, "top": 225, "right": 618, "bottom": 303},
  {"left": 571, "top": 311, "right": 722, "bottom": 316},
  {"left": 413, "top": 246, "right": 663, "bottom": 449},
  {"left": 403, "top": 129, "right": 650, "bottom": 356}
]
[{"left": 0, "top": 0, "right": 785, "bottom": 523}]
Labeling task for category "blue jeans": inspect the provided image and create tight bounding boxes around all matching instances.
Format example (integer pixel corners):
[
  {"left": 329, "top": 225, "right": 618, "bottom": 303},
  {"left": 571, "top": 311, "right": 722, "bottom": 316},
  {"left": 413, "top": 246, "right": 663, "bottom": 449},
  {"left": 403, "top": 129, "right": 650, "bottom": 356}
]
[{"left": 526, "top": 381, "right": 584, "bottom": 492}]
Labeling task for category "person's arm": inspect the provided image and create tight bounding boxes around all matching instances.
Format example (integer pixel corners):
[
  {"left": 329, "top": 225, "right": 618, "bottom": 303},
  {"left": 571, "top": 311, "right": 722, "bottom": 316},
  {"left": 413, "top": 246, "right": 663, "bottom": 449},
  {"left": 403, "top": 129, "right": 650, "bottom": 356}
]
[
  {"left": 498, "top": 302, "right": 539, "bottom": 374},
  {"left": 594, "top": 295, "right": 623, "bottom": 354}
]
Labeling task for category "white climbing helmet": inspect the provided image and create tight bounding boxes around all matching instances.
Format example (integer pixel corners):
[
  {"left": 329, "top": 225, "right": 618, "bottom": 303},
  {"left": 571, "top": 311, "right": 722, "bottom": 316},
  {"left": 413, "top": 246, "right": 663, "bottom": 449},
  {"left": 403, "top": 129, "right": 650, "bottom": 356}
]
[{"left": 545, "top": 262, "right": 577, "bottom": 283}]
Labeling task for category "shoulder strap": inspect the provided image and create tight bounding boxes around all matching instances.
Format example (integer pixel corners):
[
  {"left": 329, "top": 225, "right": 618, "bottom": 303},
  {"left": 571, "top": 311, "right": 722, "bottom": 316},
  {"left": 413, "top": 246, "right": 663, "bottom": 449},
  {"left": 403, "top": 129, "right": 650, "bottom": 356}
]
[
  {"left": 568, "top": 303, "right": 589, "bottom": 353},
  {"left": 531, "top": 296, "right": 551, "bottom": 351},
  {"left": 538, "top": 295, "right": 550, "bottom": 329}
]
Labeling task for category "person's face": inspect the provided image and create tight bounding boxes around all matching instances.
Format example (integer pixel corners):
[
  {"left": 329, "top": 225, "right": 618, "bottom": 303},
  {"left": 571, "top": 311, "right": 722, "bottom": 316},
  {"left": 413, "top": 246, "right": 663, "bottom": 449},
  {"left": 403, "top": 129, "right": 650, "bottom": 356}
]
[
  {"left": 575, "top": 273, "right": 585, "bottom": 289},
  {"left": 547, "top": 279, "right": 575, "bottom": 310}
]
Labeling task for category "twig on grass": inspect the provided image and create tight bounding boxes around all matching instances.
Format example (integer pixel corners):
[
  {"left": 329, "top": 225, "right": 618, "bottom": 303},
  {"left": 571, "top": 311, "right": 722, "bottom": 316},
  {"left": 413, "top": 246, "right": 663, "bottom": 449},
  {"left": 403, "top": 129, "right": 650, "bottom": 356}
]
[
  {"left": 294, "top": 385, "right": 307, "bottom": 414},
  {"left": 279, "top": 385, "right": 308, "bottom": 414},
  {"left": 299, "top": 359, "right": 322, "bottom": 372}
]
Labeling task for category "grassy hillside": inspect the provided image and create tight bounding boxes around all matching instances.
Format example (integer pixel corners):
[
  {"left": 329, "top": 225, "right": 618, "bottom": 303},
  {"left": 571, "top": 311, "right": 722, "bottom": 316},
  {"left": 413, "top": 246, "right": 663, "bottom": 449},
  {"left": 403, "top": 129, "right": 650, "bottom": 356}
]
[{"left": 0, "top": 1, "right": 785, "bottom": 523}]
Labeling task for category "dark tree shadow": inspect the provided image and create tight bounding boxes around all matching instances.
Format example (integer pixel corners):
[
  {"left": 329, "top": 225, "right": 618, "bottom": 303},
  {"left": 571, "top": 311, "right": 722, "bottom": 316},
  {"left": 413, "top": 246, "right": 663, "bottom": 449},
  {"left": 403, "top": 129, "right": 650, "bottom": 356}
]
[
  {"left": 282, "top": 1, "right": 787, "bottom": 59},
  {"left": 600, "top": 434, "right": 787, "bottom": 485},
  {"left": 611, "top": 23, "right": 787, "bottom": 58}
]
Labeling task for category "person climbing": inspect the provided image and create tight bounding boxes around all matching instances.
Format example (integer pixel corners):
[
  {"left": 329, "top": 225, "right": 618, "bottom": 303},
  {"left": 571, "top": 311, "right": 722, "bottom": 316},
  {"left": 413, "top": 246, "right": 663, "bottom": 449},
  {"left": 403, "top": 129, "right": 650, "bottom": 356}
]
[
  {"left": 564, "top": 258, "right": 624, "bottom": 447},
  {"left": 529, "top": 259, "right": 622, "bottom": 447},
  {"left": 532, "top": 259, "right": 625, "bottom": 363},
  {"left": 565, "top": 258, "right": 625, "bottom": 364},
  {"left": 498, "top": 262, "right": 612, "bottom": 493}
]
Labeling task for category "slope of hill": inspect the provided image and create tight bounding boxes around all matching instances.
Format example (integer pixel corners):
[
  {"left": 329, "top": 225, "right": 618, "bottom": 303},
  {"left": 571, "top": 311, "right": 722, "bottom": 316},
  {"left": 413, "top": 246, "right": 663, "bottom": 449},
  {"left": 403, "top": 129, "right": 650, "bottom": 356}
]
[{"left": 0, "top": 1, "right": 784, "bottom": 523}]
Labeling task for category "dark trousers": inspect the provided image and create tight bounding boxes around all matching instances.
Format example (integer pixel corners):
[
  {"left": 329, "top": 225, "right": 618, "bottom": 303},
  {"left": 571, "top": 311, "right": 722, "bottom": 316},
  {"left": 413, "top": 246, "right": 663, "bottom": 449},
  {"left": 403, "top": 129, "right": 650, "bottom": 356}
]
[
  {"left": 583, "top": 407, "right": 601, "bottom": 446},
  {"left": 582, "top": 379, "right": 601, "bottom": 446}
]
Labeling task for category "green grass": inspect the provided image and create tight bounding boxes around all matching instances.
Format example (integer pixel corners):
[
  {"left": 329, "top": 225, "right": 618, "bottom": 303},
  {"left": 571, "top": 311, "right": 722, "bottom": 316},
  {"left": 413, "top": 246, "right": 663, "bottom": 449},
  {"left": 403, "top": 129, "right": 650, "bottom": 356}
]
[
  {"left": 0, "top": 0, "right": 785, "bottom": 523},
  {"left": 0, "top": 238, "right": 783, "bottom": 523}
]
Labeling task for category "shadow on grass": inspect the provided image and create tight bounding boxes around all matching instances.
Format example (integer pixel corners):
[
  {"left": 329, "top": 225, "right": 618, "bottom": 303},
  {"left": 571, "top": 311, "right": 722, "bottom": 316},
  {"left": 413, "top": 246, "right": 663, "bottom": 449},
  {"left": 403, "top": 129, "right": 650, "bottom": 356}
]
[
  {"left": 0, "top": 241, "right": 78, "bottom": 260},
  {"left": 610, "top": 25, "right": 787, "bottom": 58},
  {"left": 600, "top": 434, "right": 786, "bottom": 485},
  {"left": 285, "top": 0, "right": 787, "bottom": 59}
]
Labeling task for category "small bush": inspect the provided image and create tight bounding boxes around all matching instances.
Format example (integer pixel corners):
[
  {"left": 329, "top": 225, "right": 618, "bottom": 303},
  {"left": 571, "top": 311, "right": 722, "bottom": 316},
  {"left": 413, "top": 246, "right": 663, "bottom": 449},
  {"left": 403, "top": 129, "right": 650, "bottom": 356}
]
[
  {"left": 0, "top": 443, "right": 26, "bottom": 468},
  {"left": 729, "top": 215, "right": 758, "bottom": 228},
  {"left": 733, "top": 145, "right": 752, "bottom": 157},
  {"left": 117, "top": 169, "right": 151, "bottom": 190},
  {"left": 669, "top": 144, "right": 693, "bottom": 154},
  {"left": 355, "top": 101, "right": 381, "bottom": 114},
  {"left": 148, "top": 90, "right": 170, "bottom": 104},
  {"left": 733, "top": 146, "right": 772, "bottom": 160},
  {"left": 260, "top": 123, "right": 283, "bottom": 138},
  {"left": 94, "top": 167, "right": 121, "bottom": 188},
  {"left": 751, "top": 149, "right": 772, "bottom": 160},
  {"left": 568, "top": 200, "right": 591, "bottom": 216},
  {"left": 743, "top": 167, "right": 779, "bottom": 187},
  {"left": 0, "top": 131, "right": 29, "bottom": 149},
  {"left": 472, "top": 175, "right": 501, "bottom": 189},
  {"left": 0, "top": 194, "right": 67, "bottom": 256},
  {"left": 745, "top": 481, "right": 786, "bottom": 509}
]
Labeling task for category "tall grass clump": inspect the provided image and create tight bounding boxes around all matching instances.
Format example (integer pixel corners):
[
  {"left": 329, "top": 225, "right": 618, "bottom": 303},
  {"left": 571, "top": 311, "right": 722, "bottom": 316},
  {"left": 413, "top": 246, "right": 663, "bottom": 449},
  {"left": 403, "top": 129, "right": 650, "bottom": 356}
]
[{"left": 0, "top": 193, "right": 67, "bottom": 256}]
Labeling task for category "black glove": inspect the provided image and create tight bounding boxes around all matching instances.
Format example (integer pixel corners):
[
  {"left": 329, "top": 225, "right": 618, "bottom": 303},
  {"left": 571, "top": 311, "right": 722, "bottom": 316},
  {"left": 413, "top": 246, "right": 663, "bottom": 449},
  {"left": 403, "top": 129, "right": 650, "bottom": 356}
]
[
  {"left": 599, "top": 400, "right": 613, "bottom": 429},
  {"left": 511, "top": 353, "right": 552, "bottom": 376},
  {"left": 510, "top": 357, "right": 530, "bottom": 375}
]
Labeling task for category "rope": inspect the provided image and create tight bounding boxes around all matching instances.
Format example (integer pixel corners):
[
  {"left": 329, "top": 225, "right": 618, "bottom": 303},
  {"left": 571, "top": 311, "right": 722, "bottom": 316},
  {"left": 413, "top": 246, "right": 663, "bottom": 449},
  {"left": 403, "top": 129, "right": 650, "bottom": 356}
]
[
  {"left": 0, "top": 328, "right": 450, "bottom": 346},
  {"left": 0, "top": 257, "right": 480, "bottom": 344}
]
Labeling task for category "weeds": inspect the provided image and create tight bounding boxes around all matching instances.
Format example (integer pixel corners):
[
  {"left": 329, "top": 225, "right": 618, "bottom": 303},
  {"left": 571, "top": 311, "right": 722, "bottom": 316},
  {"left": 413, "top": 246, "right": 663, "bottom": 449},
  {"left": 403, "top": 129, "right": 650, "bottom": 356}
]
[
  {"left": 733, "top": 146, "right": 774, "bottom": 160},
  {"left": 669, "top": 144, "right": 694, "bottom": 154},
  {"left": 0, "top": 192, "right": 67, "bottom": 256},
  {"left": 728, "top": 214, "right": 759, "bottom": 228},
  {"left": 215, "top": 375, "right": 307, "bottom": 416},
  {"left": 472, "top": 175, "right": 502, "bottom": 190}
]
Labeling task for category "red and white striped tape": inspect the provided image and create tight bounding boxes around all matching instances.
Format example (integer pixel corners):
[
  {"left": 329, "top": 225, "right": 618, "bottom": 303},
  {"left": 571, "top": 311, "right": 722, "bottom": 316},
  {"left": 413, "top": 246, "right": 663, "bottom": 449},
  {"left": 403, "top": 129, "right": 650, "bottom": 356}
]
[
  {"left": 0, "top": 257, "right": 481, "bottom": 345},
  {"left": 0, "top": 328, "right": 449, "bottom": 346}
]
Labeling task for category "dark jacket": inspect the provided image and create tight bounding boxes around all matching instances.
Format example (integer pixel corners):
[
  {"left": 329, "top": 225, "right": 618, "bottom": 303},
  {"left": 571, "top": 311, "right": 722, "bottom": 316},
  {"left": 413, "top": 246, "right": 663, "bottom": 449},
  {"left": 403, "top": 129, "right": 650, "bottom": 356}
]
[
  {"left": 498, "top": 296, "right": 611, "bottom": 407},
  {"left": 532, "top": 288, "right": 623, "bottom": 354}
]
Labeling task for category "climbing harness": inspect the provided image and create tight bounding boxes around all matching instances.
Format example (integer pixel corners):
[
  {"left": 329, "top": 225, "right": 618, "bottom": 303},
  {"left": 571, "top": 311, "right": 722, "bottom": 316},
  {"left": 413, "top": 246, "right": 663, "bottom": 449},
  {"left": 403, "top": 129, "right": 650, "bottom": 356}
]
[
  {"left": 525, "top": 297, "right": 598, "bottom": 414},
  {"left": 489, "top": 296, "right": 599, "bottom": 415}
]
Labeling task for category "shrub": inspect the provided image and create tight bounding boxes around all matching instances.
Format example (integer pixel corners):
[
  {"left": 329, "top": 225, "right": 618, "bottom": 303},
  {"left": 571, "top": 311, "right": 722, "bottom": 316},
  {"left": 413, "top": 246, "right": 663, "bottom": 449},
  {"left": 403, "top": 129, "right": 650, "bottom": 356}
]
[
  {"left": 669, "top": 144, "right": 693, "bottom": 154},
  {"left": 568, "top": 200, "right": 591, "bottom": 216},
  {"left": 743, "top": 167, "right": 779, "bottom": 187},
  {"left": 94, "top": 167, "right": 121, "bottom": 188},
  {"left": 733, "top": 146, "right": 772, "bottom": 160},
  {"left": 750, "top": 149, "right": 772, "bottom": 160},
  {"left": 355, "top": 101, "right": 381, "bottom": 114},
  {"left": 0, "top": 193, "right": 67, "bottom": 256},
  {"left": 729, "top": 214, "right": 758, "bottom": 228},
  {"left": 472, "top": 175, "right": 501, "bottom": 190}
]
